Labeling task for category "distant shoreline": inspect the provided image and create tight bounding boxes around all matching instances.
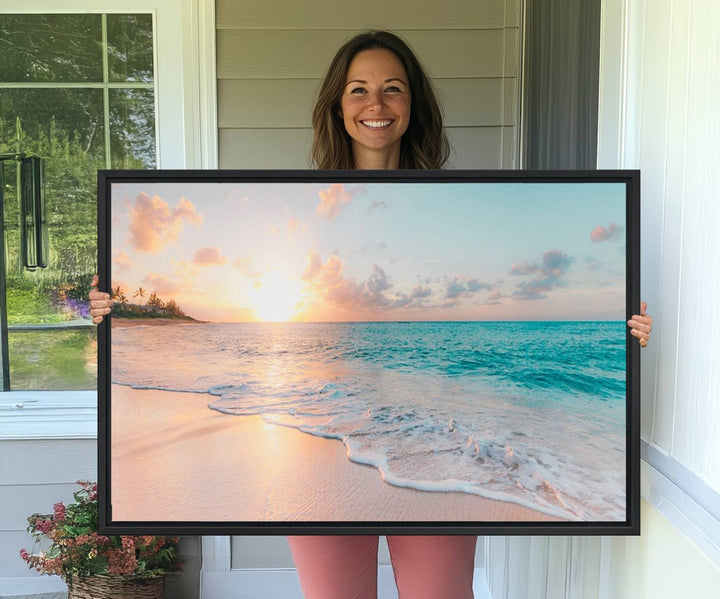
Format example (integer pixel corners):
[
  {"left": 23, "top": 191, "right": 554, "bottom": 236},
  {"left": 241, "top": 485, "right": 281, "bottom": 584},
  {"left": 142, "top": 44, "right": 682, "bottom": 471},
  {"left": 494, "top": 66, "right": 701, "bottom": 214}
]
[{"left": 111, "top": 316, "right": 207, "bottom": 328}]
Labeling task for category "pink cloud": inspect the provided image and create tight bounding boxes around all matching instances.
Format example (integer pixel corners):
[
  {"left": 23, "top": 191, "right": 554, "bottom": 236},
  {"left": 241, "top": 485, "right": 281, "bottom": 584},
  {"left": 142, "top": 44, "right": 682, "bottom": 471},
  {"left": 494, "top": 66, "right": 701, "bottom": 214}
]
[
  {"left": 301, "top": 252, "right": 324, "bottom": 281},
  {"left": 509, "top": 261, "right": 539, "bottom": 275},
  {"left": 193, "top": 247, "right": 227, "bottom": 266},
  {"left": 142, "top": 272, "right": 182, "bottom": 296},
  {"left": 127, "top": 192, "right": 202, "bottom": 253},
  {"left": 591, "top": 222, "right": 623, "bottom": 243},
  {"left": 112, "top": 250, "right": 133, "bottom": 273},
  {"left": 316, "top": 184, "right": 353, "bottom": 220},
  {"left": 233, "top": 256, "right": 262, "bottom": 278}
]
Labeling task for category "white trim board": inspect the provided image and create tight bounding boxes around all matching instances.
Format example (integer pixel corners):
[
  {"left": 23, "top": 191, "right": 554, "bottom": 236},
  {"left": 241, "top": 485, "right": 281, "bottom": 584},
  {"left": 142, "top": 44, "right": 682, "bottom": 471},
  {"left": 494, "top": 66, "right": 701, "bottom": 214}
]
[{"left": 641, "top": 452, "right": 720, "bottom": 568}]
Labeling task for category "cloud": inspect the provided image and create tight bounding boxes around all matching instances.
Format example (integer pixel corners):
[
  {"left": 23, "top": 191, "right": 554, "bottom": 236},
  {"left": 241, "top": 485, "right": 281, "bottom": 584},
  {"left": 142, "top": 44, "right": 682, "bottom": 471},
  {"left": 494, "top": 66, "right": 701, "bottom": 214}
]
[
  {"left": 316, "top": 183, "right": 367, "bottom": 220},
  {"left": 484, "top": 288, "right": 506, "bottom": 305},
  {"left": 301, "top": 252, "right": 324, "bottom": 282},
  {"left": 287, "top": 218, "right": 299, "bottom": 234},
  {"left": 591, "top": 222, "right": 624, "bottom": 243},
  {"left": 193, "top": 247, "right": 227, "bottom": 266},
  {"left": 368, "top": 200, "right": 390, "bottom": 213},
  {"left": 509, "top": 261, "right": 539, "bottom": 275},
  {"left": 127, "top": 192, "right": 202, "bottom": 253},
  {"left": 411, "top": 285, "right": 432, "bottom": 299},
  {"left": 366, "top": 264, "right": 391, "bottom": 293},
  {"left": 444, "top": 276, "right": 491, "bottom": 299},
  {"left": 316, "top": 184, "right": 352, "bottom": 220},
  {"left": 233, "top": 256, "right": 262, "bottom": 279},
  {"left": 301, "top": 252, "right": 422, "bottom": 313},
  {"left": 512, "top": 250, "right": 574, "bottom": 300},
  {"left": 113, "top": 250, "right": 133, "bottom": 272},
  {"left": 142, "top": 272, "right": 182, "bottom": 296}
]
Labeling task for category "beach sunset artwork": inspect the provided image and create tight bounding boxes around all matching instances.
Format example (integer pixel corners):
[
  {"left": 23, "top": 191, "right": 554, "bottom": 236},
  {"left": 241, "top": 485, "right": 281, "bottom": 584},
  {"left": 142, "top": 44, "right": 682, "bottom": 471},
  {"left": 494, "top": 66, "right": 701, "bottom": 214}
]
[{"left": 105, "top": 175, "right": 633, "bottom": 530}]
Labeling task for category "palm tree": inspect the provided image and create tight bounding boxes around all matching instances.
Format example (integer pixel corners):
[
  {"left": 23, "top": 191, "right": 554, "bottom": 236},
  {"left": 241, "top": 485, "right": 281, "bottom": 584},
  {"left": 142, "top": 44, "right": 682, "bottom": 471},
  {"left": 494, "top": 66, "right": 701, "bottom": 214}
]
[
  {"left": 112, "top": 285, "right": 127, "bottom": 303},
  {"left": 133, "top": 286, "right": 146, "bottom": 304}
]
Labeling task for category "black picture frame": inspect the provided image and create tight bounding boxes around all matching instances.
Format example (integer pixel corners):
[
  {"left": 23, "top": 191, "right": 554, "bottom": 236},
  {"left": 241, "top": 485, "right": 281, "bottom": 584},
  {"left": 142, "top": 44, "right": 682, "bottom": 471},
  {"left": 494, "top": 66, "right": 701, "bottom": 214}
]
[{"left": 98, "top": 169, "right": 640, "bottom": 536}]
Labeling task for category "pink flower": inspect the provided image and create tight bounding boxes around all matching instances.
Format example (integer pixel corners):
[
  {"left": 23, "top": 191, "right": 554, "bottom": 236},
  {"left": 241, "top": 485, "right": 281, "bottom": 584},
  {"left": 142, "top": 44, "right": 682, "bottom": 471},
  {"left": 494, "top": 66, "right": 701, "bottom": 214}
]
[
  {"left": 107, "top": 548, "right": 137, "bottom": 576},
  {"left": 34, "top": 518, "right": 54, "bottom": 535},
  {"left": 19, "top": 549, "right": 29, "bottom": 562},
  {"left": 53, "top": 502, "right": 66, "bottom": 522},
  {"left": 121, "top": 537, "right": 135, "bottom": 549}
]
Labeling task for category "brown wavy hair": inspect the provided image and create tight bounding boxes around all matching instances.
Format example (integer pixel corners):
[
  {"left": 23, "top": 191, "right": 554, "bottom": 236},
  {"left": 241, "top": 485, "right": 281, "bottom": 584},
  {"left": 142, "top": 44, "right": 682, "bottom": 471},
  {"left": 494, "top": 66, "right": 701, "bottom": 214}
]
[{"left": 311, "top": 31, "right": 449, "bottom": 170}]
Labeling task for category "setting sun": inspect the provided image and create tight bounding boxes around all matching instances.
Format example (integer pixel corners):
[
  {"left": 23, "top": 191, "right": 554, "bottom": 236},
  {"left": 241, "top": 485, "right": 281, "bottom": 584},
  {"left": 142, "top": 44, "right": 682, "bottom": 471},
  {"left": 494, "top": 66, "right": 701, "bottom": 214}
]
[{"left": 250, "top": 270, "right": 303, "bottom": 322}]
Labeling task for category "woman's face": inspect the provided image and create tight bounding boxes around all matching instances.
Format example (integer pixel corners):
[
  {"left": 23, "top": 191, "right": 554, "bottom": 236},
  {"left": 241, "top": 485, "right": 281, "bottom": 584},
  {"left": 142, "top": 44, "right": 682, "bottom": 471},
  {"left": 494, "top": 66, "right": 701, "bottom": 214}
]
[{"left": 340, "top": 49, "right": 411, "bottom": 167}]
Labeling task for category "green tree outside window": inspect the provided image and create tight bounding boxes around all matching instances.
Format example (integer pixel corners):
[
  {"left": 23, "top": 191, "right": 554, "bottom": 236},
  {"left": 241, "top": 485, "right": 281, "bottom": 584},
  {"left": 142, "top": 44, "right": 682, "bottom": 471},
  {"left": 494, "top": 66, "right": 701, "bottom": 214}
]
[{"left": 0, "top": 13, "right": 156, "bottom": 390}]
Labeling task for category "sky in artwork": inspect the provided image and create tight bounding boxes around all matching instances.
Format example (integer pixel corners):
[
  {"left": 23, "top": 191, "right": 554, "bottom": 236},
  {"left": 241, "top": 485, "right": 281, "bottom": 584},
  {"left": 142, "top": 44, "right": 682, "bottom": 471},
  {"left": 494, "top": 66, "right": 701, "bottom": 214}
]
[{"left": 109, "top": 180, "right": 627, "bottom": 322}]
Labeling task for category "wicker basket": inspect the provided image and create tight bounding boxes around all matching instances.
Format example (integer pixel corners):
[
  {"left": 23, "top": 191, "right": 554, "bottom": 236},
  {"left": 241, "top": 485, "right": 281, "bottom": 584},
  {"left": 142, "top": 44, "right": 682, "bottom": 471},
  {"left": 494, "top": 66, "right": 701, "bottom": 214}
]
[{"left": 67, "top": 575, "right": 164, "bottom": 599}]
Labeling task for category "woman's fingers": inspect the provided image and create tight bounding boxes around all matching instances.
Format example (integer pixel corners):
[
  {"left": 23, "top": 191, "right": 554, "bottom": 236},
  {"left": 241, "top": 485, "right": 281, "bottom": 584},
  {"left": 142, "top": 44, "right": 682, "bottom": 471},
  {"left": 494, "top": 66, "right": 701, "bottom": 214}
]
[
  {"left": 626, "top": 316, "right": 652, "bottom": 334},
  {"left": 627, "top": 303, "right": 653, "bottom": 348},
  {"left": 88, "top": 275, "right": 113, "bottom": 323}
]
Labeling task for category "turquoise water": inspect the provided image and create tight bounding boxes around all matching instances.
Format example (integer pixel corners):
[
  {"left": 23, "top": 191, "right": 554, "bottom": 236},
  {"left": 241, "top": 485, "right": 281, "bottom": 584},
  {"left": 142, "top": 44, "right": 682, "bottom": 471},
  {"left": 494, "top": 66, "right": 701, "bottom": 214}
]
[{"left": 112, "top": 321, "right": 627, "bottom": 521}]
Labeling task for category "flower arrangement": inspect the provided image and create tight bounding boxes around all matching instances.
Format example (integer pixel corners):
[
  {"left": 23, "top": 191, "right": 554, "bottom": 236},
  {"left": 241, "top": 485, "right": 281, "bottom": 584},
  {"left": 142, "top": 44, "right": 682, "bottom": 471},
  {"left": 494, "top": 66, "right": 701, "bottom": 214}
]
[{"left": 20, "top": 481, "right": 182, "bottom": 584}]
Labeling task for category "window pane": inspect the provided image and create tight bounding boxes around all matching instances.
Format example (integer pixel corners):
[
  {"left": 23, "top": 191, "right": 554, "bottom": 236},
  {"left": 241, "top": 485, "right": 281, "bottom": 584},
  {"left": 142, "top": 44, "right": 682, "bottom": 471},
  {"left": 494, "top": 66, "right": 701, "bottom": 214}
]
[
  {"left": 107, "top": 14, "right": 154, "bottom": 83},
  {"left": 0, "top": 13, "right": 156, "bottom": 390},
  {"left": 110, "top": 89, "right": 156, "bottom": 168},
  {"left": 9, "top": 329, "right": 97, "bottom": 390},
  {"left": 2, "top": 90, "right": 103, "bottom": 390},
  {"left": 0, "top": 14, "right": 103, "bottom": 82}
]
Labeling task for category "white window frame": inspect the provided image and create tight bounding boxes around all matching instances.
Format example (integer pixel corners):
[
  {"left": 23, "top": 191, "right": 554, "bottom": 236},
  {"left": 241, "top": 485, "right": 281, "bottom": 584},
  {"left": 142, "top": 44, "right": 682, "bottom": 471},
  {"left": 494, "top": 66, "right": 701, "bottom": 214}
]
[{"left": 0, "top": 0, "right": 217, "bottom": 440}]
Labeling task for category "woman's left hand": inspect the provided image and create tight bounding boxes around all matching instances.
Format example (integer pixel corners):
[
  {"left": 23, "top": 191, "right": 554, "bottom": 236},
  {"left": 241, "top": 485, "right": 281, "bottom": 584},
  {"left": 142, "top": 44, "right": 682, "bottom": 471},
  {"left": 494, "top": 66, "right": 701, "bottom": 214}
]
[{"left": 627, "top": 301, "right": 653, "bottom": 348}]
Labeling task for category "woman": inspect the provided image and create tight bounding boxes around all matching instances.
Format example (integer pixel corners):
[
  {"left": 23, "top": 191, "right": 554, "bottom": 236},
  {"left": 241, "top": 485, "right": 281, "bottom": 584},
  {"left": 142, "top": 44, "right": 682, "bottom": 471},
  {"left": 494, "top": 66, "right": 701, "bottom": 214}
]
[{"left": 90, "top": 31, "right": 653, "bottom": 599}]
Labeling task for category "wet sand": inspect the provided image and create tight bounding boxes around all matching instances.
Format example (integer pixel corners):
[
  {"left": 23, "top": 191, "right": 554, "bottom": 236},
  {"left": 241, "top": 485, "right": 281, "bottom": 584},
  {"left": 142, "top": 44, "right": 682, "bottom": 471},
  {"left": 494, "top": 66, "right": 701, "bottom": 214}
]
[{"left": 110, "top": 384, "right": 561, "bottom": 523}]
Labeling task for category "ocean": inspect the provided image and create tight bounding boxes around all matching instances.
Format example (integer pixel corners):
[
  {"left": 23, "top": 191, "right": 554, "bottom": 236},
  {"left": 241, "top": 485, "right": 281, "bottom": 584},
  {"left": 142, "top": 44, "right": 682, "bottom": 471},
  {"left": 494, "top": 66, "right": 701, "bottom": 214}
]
[{"left": 111, "top": 320, "right": 627, "bottom": 521}]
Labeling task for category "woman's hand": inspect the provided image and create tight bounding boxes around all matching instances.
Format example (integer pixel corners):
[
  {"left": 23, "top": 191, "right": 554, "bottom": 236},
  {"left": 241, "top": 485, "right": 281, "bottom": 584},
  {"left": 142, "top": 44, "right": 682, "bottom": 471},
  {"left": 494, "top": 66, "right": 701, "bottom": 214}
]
[
  {"left": 627, "top": 301, "right": 653, "bottom": 348},
  {"left": 88, "top": 274, "right": 113, "bottom": 324}
]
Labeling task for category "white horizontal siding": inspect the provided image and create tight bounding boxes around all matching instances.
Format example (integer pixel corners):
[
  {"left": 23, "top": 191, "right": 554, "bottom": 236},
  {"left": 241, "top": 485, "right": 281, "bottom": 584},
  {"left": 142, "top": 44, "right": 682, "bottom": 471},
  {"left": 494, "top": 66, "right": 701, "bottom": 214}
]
[{"left": 216, "top": 0, "right": 516, "bottom": 30}]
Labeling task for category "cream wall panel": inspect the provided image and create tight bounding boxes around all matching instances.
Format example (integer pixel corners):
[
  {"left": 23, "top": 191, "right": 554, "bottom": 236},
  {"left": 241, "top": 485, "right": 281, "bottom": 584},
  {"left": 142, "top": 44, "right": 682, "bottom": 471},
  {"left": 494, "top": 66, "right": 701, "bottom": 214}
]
[
  {"left": 0, "top": 531, "right": 42, "bottom": 578},
  {"left": 0, "top": 440, "right": 95, "bottom": 485},
  {"left": 219, "top": 127, "right": 508, "bottom": 170},
  {"left": 0, "top": 484, "right": 80, "bottom": 530},
  {"left": 219, "top": 78, "right": 514, "bottom": 129},
  {"left": 217, "top": 29, "right": 507, "bottom": 79},
  {"left": 503, "top": 27, "right": 519, "bottom": 77},
  {"left": 219, "top": 128, "right": 313, "bottom": 169},
  {"left": 672, "top": 3, "right": 720, "bottom": 483},
  {"left": 505, "top": 0, "right": 521, "bottom": 28},
  {"left": 636, "top": 0, "right": 674, "bottom": 449},
  {"left": 502, "top": 126, "right": 518, "bottom": 168},
  {"left": 440, "top": 79, "right": 508, "bottom": 127},
  {"left": 446, "top": 127, "right": 504, "bottom": 169},
  {"left": 503, "top": 78, "right": 517, "bottom": 126},
  {"left": 218, "top": 79, "right": 320, "bottom": 128},
  {"left": 653, "top": 1, "right": 688, "bottom": 456},
  {"left": 217, "top": 0, "right": 508, "bottom": 30}
]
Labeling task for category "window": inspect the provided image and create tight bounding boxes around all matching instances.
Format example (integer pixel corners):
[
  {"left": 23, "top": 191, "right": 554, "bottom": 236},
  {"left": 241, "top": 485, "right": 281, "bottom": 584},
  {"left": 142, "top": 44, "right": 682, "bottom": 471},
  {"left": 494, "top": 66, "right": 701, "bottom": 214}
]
[{"left": 0, "top": 13, "right": 156, "bottom": 390}]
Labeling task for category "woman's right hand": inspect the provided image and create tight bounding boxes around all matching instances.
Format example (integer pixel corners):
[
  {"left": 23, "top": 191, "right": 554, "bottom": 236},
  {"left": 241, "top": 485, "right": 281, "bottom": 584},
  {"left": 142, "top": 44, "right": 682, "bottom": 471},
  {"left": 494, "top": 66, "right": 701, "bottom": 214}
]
[{"left": 88, "top": 274, "right": 113, "bottom": 324}]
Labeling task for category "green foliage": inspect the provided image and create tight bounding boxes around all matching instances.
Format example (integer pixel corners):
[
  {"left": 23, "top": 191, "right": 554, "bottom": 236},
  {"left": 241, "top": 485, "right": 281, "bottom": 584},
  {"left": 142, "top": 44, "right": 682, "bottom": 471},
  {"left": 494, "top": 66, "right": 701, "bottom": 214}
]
[
  {"left": 9, "top": 329, "right": 96, "bottom": 390},
  {"left": 6, "top": 286, "right": 65, "bottom": 325}
]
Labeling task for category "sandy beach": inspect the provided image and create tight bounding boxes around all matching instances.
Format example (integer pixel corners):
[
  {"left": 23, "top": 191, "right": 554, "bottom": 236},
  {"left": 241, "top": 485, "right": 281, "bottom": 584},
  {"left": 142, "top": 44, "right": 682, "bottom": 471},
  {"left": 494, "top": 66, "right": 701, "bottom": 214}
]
[{"left": 110, "top": 383, "right": 560, "bottom": 523}]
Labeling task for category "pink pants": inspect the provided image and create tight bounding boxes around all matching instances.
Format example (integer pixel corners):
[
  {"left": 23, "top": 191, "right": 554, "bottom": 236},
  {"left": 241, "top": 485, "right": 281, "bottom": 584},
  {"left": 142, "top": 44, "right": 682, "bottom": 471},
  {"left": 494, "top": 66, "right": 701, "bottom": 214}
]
[{"left": 287, "top": 535, "right": 477, "bottom": 599}]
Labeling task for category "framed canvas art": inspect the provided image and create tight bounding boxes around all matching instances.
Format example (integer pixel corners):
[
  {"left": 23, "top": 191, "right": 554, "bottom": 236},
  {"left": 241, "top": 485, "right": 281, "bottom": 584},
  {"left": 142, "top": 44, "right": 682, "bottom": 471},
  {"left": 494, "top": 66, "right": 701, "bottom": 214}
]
[{"left": 98, "top": 170, "right": 640, "bottom": 535}]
